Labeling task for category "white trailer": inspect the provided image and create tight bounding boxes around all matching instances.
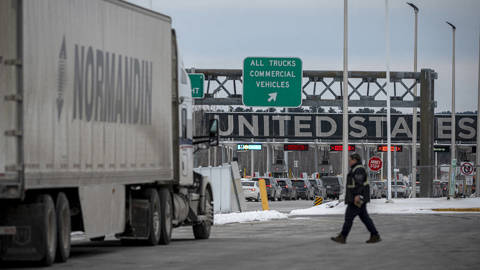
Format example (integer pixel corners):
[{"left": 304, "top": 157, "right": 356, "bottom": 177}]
[{"left": 0, "top": 0, "right": 216, "bottom": 266}]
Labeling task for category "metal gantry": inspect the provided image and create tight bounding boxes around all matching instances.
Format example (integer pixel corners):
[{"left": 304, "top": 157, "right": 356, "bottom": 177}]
[{"left": 187, "top": 68, "right": 437, "bottom": 108}]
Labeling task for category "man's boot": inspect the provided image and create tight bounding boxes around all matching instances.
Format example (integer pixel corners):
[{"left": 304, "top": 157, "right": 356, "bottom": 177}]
[
  {"left": 330, "top": 234, "right": 346, "bottom": 244},
  {"left": 366, "top": 234, "right": 381, "bottom": 244}
]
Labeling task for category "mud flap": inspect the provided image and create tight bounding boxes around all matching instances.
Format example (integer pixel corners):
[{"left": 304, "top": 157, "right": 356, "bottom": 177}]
[
  {"left": 0, "top": 202, "right": 46, "bottom": 261},
  {"left": 120, "top": 199, "right": 150, "bottom": 239}
]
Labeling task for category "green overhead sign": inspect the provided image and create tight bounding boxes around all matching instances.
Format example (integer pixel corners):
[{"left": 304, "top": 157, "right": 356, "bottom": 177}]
[
  {"left": 243, "top": 57, "right": 302, "bottom": 107},
  {"left": 189, "top": 73, "right": 205, "bottom": 99}
]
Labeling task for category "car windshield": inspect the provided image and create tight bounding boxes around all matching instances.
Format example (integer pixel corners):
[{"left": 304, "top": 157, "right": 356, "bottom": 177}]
[
  {"left": 309, "top": 180, "right": 317, "bottom": 186},
  {"left": 252, "top": 178, "right": 270, "bottom": 185},
  {"left": 393, "top": 182, "right": 405, "bottom": 186},
  {"left": 292, "top": 180, "right": 305, "bottom": 187},
  {"left": 277, "top": 180, "right": 287, "bottom": 186},
  {"left": 322, "top": 177, "right": 339, "bottom": 185},
  {"left": 241, "top": 182, "right": 254, "bottom": 187}
]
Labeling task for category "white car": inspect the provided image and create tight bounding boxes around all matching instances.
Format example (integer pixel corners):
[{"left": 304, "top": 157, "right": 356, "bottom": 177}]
[
  {"left": 241, "top": 180, "right": 260, "bottom": 202},
  {"left": 391, "top": 181, "right": 410, "bottom": 198}
]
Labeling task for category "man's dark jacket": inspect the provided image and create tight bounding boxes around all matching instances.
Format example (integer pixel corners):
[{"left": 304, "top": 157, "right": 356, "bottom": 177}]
[{"left": 345, "top": 162, "right": 370, "bottom": 204}]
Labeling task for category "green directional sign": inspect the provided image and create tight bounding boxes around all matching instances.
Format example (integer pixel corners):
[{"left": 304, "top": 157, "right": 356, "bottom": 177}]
[
  {"left": 189, "top": 73, "right": 205, "bottom": 99},
  {"left": 243, "top": 57, "right": 302, "bottom": 107}
]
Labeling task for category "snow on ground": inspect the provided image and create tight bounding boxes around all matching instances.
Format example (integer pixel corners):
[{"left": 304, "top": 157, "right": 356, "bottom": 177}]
[
  {"left": 289, "top": 198, "right": 480, "bottom": 216},
  {"left": 214, "top": 210, "right": 288, "bottom": 225}
]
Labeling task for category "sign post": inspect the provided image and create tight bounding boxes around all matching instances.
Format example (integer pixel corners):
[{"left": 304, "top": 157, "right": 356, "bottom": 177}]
[
  {"left": 385, "top": 0, "right": 393, "bottom": 202},
  {"left": 243, "top": 57, "right": 302, "bottom": 107},
  {"left": 449, "top": 159, "right": 457, "bottom": 198},
  {"left": 341, "top": 0, "right": 349, "bottom": 203},
  {"left": 188, "top": 73, "right": 205, "bottom": 99}
]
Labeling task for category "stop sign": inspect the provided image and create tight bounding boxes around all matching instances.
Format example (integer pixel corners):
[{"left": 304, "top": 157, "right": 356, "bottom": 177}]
[{"left": 368, "top": 157, "right": 383, "bottom": 171}]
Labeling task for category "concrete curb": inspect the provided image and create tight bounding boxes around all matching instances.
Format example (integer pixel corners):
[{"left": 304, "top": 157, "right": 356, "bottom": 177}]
[{"left": 432, "top": 208, "right": 480, "bottom": 212}]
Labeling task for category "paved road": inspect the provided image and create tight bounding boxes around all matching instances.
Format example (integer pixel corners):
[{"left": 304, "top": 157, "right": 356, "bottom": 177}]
[{"left": 4, "top": 214, "right": 479, "bottom": 270}]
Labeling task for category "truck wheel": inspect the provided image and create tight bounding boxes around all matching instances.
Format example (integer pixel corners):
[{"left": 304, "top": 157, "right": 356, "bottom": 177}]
[
  {"left": 144, "top": 188, "right": 161, "bottom": 246},
  {"left": 55, "top": 193, "right": 71, "bottom": 263},
  {"left": 158, "top": 188, "right": 173, "bottom": 245},
  {"left": 37, "top": 194, "right": 57, "bottom": 266},
  {"left": 193, "top": 188, "right": 213, "bottom": 240}
]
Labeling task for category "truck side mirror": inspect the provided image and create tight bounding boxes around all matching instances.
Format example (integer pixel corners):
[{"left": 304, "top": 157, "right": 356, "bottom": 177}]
[{"left": 208, "top": 119, "right": 219, "bottom": 146}]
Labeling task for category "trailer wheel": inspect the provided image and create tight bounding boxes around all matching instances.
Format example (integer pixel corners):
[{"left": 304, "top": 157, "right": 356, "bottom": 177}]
[
  {"left": 158, "top": 188, "right": 173, "bottom": 245},
  {"left": 37, "top": 194, "right": 57, "bottom": 266},
  {"left": 193, "top": 188, "right": 213, "bottom": 240},
  {"left": 55, "top": 193, "right": 71, "bottom": 263},
  {"left": 144, "top": 188, "right": 161, "bottom": 246}
]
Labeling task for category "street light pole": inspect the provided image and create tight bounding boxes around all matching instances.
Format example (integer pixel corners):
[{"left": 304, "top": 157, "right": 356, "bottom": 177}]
[
  {"left": 447, "top": 21, "right": 456, "bottom": 199},
  {"left": 407, "top": 2, "right": 419, "bottom": 198},
  {"left": 476, "top": 28, "right": 480, "bottom": 197},
  {"left": 341, "top": 0, "right": 349, "bottom": 202},
  {"left": 385, "top": 0, "right": 393, "bottom": 202}
]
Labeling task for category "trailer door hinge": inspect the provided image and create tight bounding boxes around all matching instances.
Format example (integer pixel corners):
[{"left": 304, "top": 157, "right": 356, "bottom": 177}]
[
  {"left": 5, "top": 130, "right": 23, "bottom": 137},
  {"left": 3, "top": 59, "right": 22, "bottom": 66},
  {"left": 4, "top": 94, "right": 23, "bottom": 102}
]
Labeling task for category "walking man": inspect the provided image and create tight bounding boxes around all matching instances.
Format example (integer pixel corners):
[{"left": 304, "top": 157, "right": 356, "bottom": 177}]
[{"left": 331, "top": 153, "right": 381, "bottom": 244}]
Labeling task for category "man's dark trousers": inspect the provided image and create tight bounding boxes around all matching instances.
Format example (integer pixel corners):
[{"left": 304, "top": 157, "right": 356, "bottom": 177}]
[{"left": 341, "top": 203, "right": 378, "bottom": 237}]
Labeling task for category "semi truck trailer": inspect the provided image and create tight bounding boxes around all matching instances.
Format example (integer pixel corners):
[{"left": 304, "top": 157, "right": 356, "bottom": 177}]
[{"left": 0, "top": 0, "right": 217, "bottom": 266}]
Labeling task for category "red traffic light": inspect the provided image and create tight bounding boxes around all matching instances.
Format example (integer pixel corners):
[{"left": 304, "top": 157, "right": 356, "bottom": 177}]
[
  {"left": 377, "top": 145, "right": 403, "bottom": 152},
  {"left": 284, "top": 144, "right": 309, "bottom": 151},
  {"left": 329, "top": 145, "right": 355, "bottom": 151}
]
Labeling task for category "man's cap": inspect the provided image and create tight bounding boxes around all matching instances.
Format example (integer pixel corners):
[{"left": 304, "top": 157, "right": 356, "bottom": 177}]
[{"left": 349, "top": 153, "right": 362, "bottom": 162}]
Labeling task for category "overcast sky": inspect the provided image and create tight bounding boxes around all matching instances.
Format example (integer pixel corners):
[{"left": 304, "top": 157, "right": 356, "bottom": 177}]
[{"left": 129, "top": 0, "right": 480, "bottom": 112}]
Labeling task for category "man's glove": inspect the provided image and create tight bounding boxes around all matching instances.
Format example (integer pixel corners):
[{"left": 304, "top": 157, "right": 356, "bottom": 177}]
[{"left": 354, "top": 195, "right": 364, "bottom": 208}]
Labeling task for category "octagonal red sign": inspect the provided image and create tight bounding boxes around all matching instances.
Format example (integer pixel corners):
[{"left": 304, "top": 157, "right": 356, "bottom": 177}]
[{"left": 368, "top": 156, "right": 383, "bottom": 171}]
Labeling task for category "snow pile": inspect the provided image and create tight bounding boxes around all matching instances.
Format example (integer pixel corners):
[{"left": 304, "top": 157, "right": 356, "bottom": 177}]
[
  {"left": 71, "top": 231, "right": 87, "bottom": 242},
  {"left": 214, "top": 210, "right": 288, "bottom": 225},
  {"left": 289, "top": 197, "right": 480, "bottom": 216}
]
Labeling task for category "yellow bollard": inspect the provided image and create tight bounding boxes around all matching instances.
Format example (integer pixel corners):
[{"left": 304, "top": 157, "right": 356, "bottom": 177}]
[
  {"left": 258, "top": 178, "right": 270, "bottom": 211},
  {"left": 313, "top": 196, "right": 324, "bottom": 206}
]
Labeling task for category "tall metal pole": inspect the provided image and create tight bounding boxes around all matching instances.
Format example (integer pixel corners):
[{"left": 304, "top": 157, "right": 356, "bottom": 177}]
[
  {"left": 447, "top": 22, "right": 456, "bottom": 199},
  {"left": 341, "top": 0, "right": 349, "bottom": 201},
  {"left": 266, "top": 142, "right": 271, "bottom": 175},
  {"left": 385, "top": 0, "right": 393, "bottom": 202},
  {"left": 408, "top": 2, "right": 419, "bottom": 198},
  {"left": 476, "top": 28, "right": 480, "bottom": 197},
  {"left": 251, "top": 139, "right": 254, "bottom": 177}
]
